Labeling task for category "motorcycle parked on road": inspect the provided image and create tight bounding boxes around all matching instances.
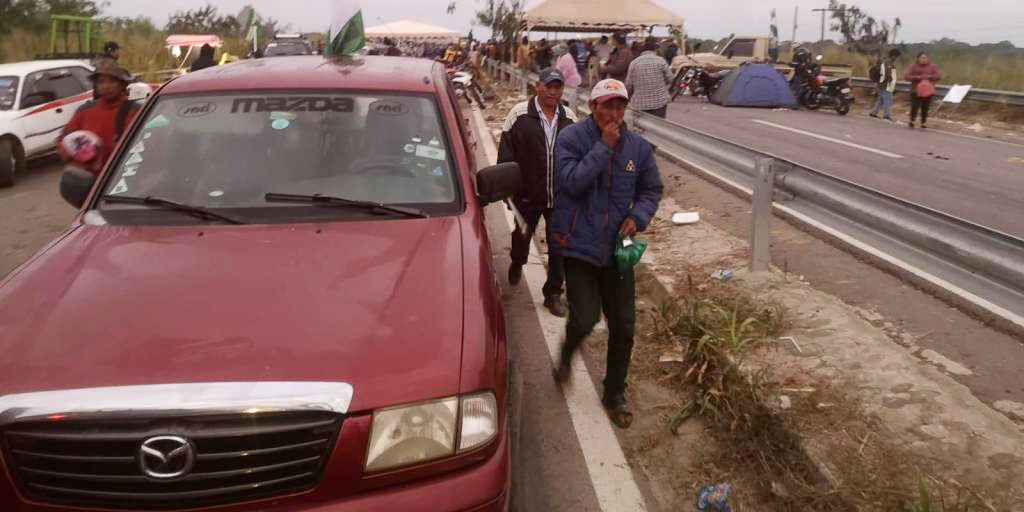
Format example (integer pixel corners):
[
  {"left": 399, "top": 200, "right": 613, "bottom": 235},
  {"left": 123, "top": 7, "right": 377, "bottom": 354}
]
[
  {"left": 670, "top": 65, "right": 726, "bottom": 101},
  {"left": 790, "top": 55, "right": 853, "bottom": 115}
]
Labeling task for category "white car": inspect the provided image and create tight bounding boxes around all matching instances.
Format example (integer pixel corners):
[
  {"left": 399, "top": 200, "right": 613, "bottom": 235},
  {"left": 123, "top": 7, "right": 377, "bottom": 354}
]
[
  {"left": 0, "top": 60, "right": 96, "bottom": 187},
  {"left": 0, "top": 59, "right": 153, "bottom": 187}
]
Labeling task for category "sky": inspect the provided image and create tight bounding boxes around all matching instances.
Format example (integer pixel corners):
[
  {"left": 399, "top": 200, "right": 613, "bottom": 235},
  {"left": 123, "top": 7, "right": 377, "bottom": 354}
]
[{"left": 102, "top": 0, "right": 1024, "bottom": 46}]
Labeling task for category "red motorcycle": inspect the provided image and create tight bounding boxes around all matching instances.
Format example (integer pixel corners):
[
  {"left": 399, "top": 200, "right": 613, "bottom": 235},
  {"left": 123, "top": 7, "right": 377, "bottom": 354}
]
[{"left": 792, "top": 56, "right": 853, "bottom": 115}]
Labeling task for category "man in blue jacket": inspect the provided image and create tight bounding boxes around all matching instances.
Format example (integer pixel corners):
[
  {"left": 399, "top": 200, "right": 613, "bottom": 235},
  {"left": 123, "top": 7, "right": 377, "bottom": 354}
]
[{"left": 549, "top": 78, "right": 664, "bottom": 428}]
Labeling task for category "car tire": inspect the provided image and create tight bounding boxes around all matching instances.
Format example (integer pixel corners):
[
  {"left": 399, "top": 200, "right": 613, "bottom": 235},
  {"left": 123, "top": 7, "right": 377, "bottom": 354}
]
[{"left": 0, "top": 138, "right": 24, "bottom": 188}]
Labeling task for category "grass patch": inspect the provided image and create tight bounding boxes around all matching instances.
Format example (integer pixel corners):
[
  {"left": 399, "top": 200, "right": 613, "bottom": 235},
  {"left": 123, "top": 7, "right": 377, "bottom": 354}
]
[
  {"left": 819, "top": 47, "right": 1024, "bottom": 91},
  {"left": 649, "top": 277, "right": 787, "bottom": 433},
  {"left": 643, "top": 274, "right": 997, "bottom": 511}
]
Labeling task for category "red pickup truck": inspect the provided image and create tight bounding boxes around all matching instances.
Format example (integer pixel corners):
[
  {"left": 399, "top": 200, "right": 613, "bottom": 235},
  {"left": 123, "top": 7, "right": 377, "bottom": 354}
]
[{"left": 0, "top": 55, "right": 520, "bottom": 511}]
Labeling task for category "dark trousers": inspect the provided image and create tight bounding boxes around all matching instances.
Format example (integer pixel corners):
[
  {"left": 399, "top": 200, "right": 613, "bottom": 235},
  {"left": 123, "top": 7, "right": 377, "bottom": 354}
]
[
  {"left": 510, "top": 207, "right": 564, "bottom": 298},
  {"left": 910, "top": 94, "right": 932, "bottom": 124},
  {"left": 643, "top": 105, "right": 667, "bottom": 118},
  {"left": 561, "top": 257, "right": 636, "bottom": 398}
]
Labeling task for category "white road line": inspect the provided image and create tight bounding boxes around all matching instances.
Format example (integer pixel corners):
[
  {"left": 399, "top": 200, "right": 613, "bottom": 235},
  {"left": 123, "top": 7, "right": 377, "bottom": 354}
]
[
  {"left": 853, "top": 113, "right": 1024, "bottom": 149},
  {"left": 752, "top": 119, "right": 904, "bottom": 158},
  {"left": 471, "top": 106, "right": 648, "bottom": 512},
  {"left": 930, "top": 128, "right": 1024, "bottom": 149}
]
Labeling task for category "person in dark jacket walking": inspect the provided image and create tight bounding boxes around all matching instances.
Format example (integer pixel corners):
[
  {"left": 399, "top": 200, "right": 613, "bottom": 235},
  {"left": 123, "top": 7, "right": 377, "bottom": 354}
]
[
  {"left": 601, "top": 33, "right": 634, "bottom": 81},
  {"left": 499, "top": 68, "right": 578, "bottom": 317},
  {"left": 904, "top": 52, "right": 942, "bottom": 129},
  {"left": 869, "top": 49, "right": 900, "bottom": 121},
  {"left": 550, "top": 78, "right": 664, "bottom": 428},
  {"left": 190, "top": 44, "right": 218, "bottom": 72}
]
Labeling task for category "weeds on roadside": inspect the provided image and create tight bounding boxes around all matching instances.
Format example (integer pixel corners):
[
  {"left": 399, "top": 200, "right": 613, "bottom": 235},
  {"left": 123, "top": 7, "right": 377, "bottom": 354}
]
[
  {"left": 649, "top": 279, "right": 787, "bottom": 433},
  {"left": 649, "top": 277, "right": 856, "bottom": 510},
  {"left": 891, "top": 477, "right": 986, "bottom": 512}
]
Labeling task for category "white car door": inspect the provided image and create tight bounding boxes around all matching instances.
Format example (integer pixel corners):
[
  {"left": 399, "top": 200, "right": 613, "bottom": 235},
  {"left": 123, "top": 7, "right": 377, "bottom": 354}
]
[{"left": 18, "top": 67, "right": 91, "bottom": 156}]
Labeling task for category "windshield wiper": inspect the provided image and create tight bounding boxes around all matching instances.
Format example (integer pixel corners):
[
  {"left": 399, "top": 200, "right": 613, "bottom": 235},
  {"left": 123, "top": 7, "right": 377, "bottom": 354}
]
[
  {"left": 101, "top": 195, "right": 247, "bottom": 225},
  {"left": 264, "top": 193, "right": 429, "bottom": 218}
]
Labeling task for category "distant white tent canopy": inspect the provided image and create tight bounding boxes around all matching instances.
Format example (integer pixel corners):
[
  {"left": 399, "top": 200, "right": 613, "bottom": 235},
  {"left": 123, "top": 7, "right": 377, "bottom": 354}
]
[
  {"left": 364, "top": 18, "right": 461, "bottom": 41},
  {"left": 523, "top": 0, "right": 683, "bottom": 33}
]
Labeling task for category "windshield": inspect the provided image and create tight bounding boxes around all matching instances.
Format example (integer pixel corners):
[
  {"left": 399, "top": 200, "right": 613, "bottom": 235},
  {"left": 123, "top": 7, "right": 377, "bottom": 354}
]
[
  {"left": 99, "top": 91, "right": 460, "bottom": 224},
  {"left": 0, "top": 76, "right": 18, "bottom": 110},
  {"left": 264, "top": 41, "right": 312, "bottom": 57}
]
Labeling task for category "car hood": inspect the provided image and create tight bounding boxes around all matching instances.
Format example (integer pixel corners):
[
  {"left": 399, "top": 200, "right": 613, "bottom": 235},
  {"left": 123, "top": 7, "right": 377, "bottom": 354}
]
[
  {"left": 0, "top": 110, "right": 18, "bottom": 124},
  {"left": 0, "top": 218, "right": 465, "bottom": 412}
]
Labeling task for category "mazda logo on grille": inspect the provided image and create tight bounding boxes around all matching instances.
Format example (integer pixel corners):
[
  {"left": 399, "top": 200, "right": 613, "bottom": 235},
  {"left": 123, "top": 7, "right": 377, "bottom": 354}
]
[{"left": 139, "top": 435, "right": 195, "bottom": 479}]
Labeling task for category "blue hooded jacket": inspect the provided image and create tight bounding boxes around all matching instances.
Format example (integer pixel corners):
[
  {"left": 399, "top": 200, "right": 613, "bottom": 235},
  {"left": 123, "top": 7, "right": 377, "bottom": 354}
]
[{"left": 549, "top": 117, "right": 664, "bottom": 268}]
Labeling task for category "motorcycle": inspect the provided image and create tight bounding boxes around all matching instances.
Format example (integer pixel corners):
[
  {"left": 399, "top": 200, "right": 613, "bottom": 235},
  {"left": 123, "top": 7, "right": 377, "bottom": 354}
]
[
  {"left": 446, "top": 63, "right": 486, "bottom": 108},
  {"left": 791, "top": 55, "right": 853, "bottom": 115},
  {"left": 669, "top": 65, "right": 725, "bottom": 101}
]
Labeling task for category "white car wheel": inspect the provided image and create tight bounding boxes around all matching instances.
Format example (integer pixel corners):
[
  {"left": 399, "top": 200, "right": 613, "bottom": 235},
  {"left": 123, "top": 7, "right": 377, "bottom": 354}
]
[{"left": 0, "top": 138, "right": 22, "bottom": 188}]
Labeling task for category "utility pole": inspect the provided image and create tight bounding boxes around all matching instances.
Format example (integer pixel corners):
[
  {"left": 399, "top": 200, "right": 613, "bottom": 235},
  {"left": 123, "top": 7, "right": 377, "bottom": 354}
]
[
  {"left": 811, "top": 8, "right": 826, "bottom": 42},
  {"left": 811, "top": 6, "right": 844, "bottom": 42},
  {"left": 791, "top": 6, "right": 799, "bottom": 54}
]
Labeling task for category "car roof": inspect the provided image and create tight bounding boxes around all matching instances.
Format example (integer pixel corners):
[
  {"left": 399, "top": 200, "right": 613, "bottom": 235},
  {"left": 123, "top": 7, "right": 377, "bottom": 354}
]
[
  {"left": 160, "top": 55, "right": 442, "bottom": 95},
  {"left": 0, "top": 59, "right": 93, "bottom": 76}
]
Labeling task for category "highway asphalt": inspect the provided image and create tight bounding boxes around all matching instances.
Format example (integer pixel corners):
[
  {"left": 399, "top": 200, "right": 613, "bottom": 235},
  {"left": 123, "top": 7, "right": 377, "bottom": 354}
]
[{"left": 665, "top": 97, "right": 1024, "bottom": 238}]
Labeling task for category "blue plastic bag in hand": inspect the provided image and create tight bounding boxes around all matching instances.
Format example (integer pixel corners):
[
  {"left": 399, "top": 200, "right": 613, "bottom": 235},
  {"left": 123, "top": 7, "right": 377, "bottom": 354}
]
[{"left": 697, "top": 482, "right": 732, "bottom": 511}]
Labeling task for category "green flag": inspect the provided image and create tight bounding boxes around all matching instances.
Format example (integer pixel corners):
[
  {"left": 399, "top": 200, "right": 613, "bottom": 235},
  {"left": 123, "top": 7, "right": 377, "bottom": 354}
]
[
  {"left": 238, "top": 5, "right": 257, "bottom": 39},
  {"left": 329, "top": 0, "right": 365, "bottom": 55}
]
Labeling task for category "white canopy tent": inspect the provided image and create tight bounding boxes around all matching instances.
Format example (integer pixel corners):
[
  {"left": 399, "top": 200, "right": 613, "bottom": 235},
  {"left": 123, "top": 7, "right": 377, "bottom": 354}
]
[
  {"left": 364, "top": 18, "right": 461, "bottom": 42},
  {"left": 523, "top": 0, "right": 683, "bottom": 34}
]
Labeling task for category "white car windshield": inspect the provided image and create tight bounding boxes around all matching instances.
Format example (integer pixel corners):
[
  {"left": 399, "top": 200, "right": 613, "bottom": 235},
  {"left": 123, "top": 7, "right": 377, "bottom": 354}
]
[
  {"left": 99, "top": 91, "right": 461, "bottom": 223},
  {"left": 0, "top": 76, "right": 17, "bottom": 110},
  {"left": 264, "top": 41, "right": 312, "bottom": 56}
]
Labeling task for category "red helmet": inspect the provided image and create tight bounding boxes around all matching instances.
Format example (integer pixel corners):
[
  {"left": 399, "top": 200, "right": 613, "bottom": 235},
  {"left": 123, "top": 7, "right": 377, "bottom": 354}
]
[{"left": 61, "top": 130, "right": 102, "bottom": 163}]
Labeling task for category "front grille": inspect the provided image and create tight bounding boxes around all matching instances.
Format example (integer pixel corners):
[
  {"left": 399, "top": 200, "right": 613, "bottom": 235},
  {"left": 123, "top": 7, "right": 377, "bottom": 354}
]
[{"left": 1, "top": 410, "right": 342, "bottom": 510}]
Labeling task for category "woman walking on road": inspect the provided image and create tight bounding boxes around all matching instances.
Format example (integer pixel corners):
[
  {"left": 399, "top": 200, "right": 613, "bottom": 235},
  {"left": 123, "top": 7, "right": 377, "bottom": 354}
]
[{"left": 904, "top": 52, "right": 942, "bottom": 129}]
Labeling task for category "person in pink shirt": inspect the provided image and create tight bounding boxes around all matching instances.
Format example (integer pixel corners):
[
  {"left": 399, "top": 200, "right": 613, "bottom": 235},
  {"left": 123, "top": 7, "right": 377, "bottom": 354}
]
[
  {"left": 903, "top": 52, "right": 942, "bottom": 129},
  {"left": 554, "top": 43, "right": 583, "bottom": 88}
]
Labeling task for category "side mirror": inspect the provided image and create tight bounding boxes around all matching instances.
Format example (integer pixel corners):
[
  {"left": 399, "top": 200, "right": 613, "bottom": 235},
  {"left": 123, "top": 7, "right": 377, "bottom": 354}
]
[
  {"left": 726, "top": 51, "right": 734, "bottom": 59},
  {"left": 476, "top": 162, "right": 521, "bottom": 205},
  {"left": 60, "top": 165, "right": 97, "bottom": 208}
]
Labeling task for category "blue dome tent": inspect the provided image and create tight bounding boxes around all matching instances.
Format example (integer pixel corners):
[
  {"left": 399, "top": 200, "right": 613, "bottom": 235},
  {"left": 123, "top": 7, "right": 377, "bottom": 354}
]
[{"left": 710, "top": 63, "right": 798, "bottom": 108}]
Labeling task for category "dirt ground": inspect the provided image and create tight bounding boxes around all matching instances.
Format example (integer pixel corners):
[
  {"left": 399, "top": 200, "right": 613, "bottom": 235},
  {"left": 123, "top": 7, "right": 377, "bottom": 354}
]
[{"left": 0, "top": 158, "right": 76, "bottom": 277}]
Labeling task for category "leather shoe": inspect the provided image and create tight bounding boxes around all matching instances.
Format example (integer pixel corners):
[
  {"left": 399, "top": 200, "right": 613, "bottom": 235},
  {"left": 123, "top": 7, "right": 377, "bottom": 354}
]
[
  {"left": 508, "top": 263, "right": 522, "bottom": 285},
  {"left": 544, "top": 296, "right": 567, "bottom": 317}
]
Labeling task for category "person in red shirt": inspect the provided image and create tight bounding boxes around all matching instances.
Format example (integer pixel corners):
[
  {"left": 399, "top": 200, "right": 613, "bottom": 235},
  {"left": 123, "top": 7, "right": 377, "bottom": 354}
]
[{"left": 57, "top": 61, "right": 140, "bottom": 175}]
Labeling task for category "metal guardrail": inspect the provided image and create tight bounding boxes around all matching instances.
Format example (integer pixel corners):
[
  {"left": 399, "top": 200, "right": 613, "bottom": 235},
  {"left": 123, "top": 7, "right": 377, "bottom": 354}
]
[
  {"left": 483, "top": 59, "right": 1024, "bottom": 330},
  {"left": 850, "top": 77, "right": 1024, "bottom": 106}
]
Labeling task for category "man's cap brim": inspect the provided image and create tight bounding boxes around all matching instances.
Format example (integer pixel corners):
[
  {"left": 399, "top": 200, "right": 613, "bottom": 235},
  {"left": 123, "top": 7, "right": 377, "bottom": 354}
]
[{"left": 592, "top": 93, "right": 628, "bottom": 103}]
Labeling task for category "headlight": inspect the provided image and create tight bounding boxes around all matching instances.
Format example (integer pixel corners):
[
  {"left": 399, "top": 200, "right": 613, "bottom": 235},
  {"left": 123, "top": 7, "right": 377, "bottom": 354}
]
[
  {"left": 365, "top": 391, "right": 499, "bottom": 473},
  {"left": 458, "top": 392, "right": 498, "bottom": 452}
]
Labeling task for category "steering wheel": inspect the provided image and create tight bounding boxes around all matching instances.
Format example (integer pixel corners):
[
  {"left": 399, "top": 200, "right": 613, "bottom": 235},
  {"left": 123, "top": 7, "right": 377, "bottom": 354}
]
[{"left": 349, "top": 157, "right": 418, "bottom": 178}]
